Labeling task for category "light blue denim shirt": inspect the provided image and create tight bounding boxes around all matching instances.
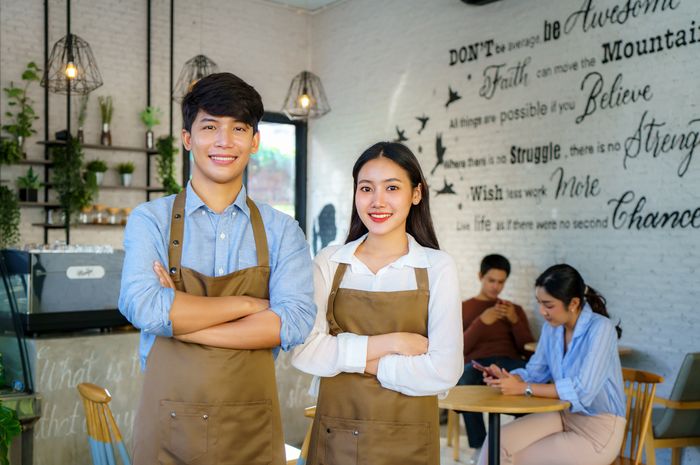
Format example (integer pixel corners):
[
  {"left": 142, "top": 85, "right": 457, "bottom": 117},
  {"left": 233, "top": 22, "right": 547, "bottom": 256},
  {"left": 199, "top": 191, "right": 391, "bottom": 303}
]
[
  {"left": 118, "top": 182, "right": 316, "bottom": 369},
  {"left": 511, "top": 304, "right": 626, "bottom": 417}
]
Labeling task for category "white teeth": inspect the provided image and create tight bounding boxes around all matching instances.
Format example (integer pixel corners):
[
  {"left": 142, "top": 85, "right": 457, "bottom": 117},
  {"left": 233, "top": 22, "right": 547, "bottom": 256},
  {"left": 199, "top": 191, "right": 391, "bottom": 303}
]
[
  {"left": 370, "top": 213, "right": 391, "bottom": 218},
  {"left": 210, "top": 156, "right": 235, "bottom": 161}
]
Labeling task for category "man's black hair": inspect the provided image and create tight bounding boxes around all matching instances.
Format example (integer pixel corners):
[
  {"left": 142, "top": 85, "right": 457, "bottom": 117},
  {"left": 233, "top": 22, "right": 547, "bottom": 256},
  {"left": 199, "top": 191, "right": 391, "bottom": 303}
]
[
  {"left": 182, "top": 72, "right": 264, "bottom": 133},
  {"left": 480, "top": 254, "right": 511, "bottom": 277}
]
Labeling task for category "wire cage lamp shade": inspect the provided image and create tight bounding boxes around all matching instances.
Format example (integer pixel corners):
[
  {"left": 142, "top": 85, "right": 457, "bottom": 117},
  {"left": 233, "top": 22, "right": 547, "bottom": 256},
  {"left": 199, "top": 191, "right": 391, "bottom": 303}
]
[
  {"left": 172, "top": 55, "right": 219, "bottom": 102},
  {"left": 41, "top": 34, "right": 103, "bottom": 95},
  {"left": 282, "top": 71, "right": 331, "bottom": 120}
]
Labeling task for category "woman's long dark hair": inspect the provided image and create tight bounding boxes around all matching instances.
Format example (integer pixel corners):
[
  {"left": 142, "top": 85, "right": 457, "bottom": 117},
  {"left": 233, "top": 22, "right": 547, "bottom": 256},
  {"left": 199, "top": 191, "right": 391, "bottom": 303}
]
[
  {"left": 345, "top": 142, "right": 440, "bottom": 249},
  {"left": 535, "top": 264, "right": 622, "bottom": 338}
]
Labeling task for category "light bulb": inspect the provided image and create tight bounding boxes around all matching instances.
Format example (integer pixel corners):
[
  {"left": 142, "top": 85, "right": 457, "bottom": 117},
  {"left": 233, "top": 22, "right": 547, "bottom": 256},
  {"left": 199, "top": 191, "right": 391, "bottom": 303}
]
[
  {"left": 299, "top": 94, "right": 311, "bottom": 109},
  {"left": 65, "top": 62, "right": 77, "bottom": 79}
]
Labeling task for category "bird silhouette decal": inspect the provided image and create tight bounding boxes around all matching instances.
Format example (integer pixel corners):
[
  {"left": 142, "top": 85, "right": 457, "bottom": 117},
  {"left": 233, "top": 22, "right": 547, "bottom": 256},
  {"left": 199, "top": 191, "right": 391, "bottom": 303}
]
[
  {"left": 430, "top": 133, "right": 446, "bottom": 175},
  {"left": 394, "top": 126, "right": 408, "bottom": 143},
  {"left": 445, "top": 86, "right": 461, "bottom": 108},
  {"left": 435, "top": 178, "right": 457, "bottom": 195},
  {"left": 416, "top": 115, "right": 429, "bottom": 135}
]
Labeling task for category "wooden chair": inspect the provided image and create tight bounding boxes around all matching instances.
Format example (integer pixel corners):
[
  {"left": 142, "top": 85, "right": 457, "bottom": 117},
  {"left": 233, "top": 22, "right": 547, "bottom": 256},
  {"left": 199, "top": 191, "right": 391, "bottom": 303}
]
[
  {"left": 644, "top": 353, "right": 700, "bottom": 465},
  {"left": 77, "top": 383, "right": 131, "bottom": 465},
  {"left": 613, "top": 368, "right": 664, "bottom": 465},
  {"left": 286, "top": 406, "right": 315, "bottom": 465}
]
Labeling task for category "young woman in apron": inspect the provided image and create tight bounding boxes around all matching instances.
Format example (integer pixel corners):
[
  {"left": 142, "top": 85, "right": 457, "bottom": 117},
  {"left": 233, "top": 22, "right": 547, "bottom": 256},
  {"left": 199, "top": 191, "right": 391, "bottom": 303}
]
[{"left": 292, "top": 142, "right": 464, "bottom": 465}]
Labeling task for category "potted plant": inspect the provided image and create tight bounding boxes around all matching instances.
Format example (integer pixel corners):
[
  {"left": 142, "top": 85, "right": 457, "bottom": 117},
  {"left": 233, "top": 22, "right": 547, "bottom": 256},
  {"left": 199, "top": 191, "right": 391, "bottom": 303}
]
[
  {"left": 16, "top": 167, "right": 42, "bottom": 202},
  {"left": 51, "top": 138, "right": 97, "bottom": 227},
  {"left": 1, "top": 62, "right": 41, "bottom": 160},
  {"left": 76, "top": 94, "right": 89, "bottom": 143},
  {"left": 0, "top": 400, "right": 21, "bottom": 465},
  {"left": 140, "top": 106, "right": 161, "bottom": 150},
  {"left": 98, "top": 96, "right": 113, "bottom": 146},
  {"left": 156, "top": 136, "right": 181, "bottom": 195},
  {"left": 0, "top": 186, "right": 21, "bottom": 248},
  {"left": 85, "top": 159, "right": 108, "bottom": 186},
  {"left": 116, "top": 161, "right": 135, "bottom": 187}
]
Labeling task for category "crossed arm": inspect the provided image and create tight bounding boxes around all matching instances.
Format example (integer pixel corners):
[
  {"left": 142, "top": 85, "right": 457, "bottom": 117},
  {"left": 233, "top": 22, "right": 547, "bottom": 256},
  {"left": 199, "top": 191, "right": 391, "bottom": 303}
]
[{"left": 153, "top": 261, "right": 281, "bottom": 349}]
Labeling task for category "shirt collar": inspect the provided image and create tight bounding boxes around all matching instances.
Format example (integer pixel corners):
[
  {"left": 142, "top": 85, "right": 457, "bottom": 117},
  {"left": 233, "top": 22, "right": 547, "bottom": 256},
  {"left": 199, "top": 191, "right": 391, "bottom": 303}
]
[
  {"left": 330, "top": 233, "right": 430, "bottom": 272},
  {"left": 571, "top": 302, "right": 594, "bottom": 340},
  {"left": 184, "top": 181, "right": 250, "bottom": 218}
]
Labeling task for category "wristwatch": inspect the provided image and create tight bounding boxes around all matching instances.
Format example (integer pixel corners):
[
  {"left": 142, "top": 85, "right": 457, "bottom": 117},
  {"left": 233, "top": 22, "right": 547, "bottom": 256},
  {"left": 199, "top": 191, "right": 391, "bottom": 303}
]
[{"left": 524, "top": 384, "right": 533, "bottom": 397}]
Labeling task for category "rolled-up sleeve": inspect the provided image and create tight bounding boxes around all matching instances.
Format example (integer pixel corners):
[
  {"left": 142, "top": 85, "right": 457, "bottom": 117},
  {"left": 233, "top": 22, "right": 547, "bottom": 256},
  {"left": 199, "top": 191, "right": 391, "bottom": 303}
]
[
  {"left": 118, "top": 207, "right": 175, "bottom": 337},
  {"left": 376, "top": 254, "right": 464, "bottom": 396},
  {"left": 511, "top": 341, "right": 551, "bottom": 384},
  {"left": 268, "top": 218, "right": 316, "bottom": 351},
  {"left": 554, "top": 321, "right": 617, "bottom": 414}
]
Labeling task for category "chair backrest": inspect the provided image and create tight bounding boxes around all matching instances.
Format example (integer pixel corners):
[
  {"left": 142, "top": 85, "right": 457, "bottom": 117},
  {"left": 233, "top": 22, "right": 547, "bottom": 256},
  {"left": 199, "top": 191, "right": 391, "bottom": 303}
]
[
  {"left": 620, "top": 368, "right": 663, "bottom": 465},
  {"left": 77, "top": 382, "right": 132, "bottom": 465},
  {"left": 654, "top": 352, "right": 700, "bottom": 438}
]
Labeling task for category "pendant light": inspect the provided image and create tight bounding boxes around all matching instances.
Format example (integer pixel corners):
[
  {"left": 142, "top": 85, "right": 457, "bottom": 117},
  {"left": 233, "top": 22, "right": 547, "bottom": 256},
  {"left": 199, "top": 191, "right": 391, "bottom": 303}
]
[
  {"left": 282, "top": 71, "right": 331, "bottom": 120},
  {"left": 41, "top": 0, "right": 103, "bottom": 95},
  {"left": 172, "top": 54, "right": 218, "bottom": 102}
]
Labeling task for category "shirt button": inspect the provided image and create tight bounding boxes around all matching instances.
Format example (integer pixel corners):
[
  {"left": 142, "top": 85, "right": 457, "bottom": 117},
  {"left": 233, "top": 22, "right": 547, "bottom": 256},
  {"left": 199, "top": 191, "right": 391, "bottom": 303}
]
[
  {"left": 218, "top": 267, "right": 224, "bottom": 275},
  {"left": 201, "top": 210, "right": 206, "bottom": 215},
  {"left": 232, "top": 211, "right": 237, "bottom": 217},
  {"left": 220, "top": 233, "right": 226, "bottom": 240}
]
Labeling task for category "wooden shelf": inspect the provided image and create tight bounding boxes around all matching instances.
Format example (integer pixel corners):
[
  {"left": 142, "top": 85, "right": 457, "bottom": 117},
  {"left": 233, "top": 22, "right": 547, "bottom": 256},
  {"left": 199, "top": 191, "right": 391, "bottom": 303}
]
[
  {"left": 38, "top": 140, "right": 158, "bottom": 154},
  {"left": 17, "top": 159, "right": 52, "bottom": 166},
  {"left": 19, "top": 201, "right": 60, "bottom": 208},
  {"left": 31, "top": 222, "right": 125, "bottom": 229}
]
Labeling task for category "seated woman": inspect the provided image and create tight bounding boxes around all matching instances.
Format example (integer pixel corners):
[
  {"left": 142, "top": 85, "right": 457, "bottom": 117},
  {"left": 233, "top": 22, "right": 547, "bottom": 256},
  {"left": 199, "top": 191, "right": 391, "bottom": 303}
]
[
  {"left": 292, "top": 141, "right": 464, "bottom": 465},
  {"left": 478, "top": 264, "right": 625, "bottom": 465}
]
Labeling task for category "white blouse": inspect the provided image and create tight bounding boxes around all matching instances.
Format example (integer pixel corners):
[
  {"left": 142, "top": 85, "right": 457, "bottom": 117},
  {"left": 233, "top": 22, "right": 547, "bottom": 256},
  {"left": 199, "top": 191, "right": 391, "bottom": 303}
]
[{"left": 291, "top": 234, "right": 464, "bottom": 397}]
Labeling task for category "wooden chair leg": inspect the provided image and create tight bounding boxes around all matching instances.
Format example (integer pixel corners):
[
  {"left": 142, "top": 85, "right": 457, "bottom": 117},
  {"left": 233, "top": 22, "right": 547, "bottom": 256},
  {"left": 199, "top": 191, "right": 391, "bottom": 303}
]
[
  {"left": 644, "top": 425, "right": 656, "bottom": 465},
  {"left": 671, "top": 448, "right": 681, "bottom": 465},
  {"left": 446, "top": 410, "right": 454, "bottom": 447},
  {"left": 453, "top": 412, "right": 460, "bottom": 462}
]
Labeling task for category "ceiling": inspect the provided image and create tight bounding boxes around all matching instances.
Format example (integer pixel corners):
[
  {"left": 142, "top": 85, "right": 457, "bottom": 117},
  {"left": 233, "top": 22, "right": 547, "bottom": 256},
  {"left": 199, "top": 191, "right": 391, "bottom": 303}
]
[{"left": 264, "top": 0, "right": 346, "bottom": 13}]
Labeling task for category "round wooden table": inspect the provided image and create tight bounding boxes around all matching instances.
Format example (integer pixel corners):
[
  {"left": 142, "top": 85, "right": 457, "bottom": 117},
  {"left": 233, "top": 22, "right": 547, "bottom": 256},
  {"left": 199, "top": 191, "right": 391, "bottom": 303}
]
[
  {"left": 523, "top": 341, "right": 633, "bottom": 355},
  {"left": 440, "top": 386, "right": 570, "bottom": 465}
]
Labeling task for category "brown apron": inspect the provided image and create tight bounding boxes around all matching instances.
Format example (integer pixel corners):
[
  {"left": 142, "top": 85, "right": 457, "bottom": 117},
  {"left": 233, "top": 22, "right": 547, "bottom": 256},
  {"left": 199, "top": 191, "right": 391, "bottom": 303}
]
[
  {"left": 132, "top": 190, "right": 285, "bottom": 465},
  {"left": 307, "top": 263, "right": 439, "bottom": 465}
]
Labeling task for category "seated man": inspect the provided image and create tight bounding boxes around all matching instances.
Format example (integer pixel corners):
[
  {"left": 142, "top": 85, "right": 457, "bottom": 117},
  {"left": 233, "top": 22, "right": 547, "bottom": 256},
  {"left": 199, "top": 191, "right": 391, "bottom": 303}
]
[{"left": 459, "top": 254, "right": 534, "bottom": 457}]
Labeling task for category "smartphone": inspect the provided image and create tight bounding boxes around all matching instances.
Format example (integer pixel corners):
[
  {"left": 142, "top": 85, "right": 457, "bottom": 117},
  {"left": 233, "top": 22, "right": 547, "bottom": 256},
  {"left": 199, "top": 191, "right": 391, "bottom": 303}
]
[{"left": 471, "top": 360, "right": 496, "bottom": 377}]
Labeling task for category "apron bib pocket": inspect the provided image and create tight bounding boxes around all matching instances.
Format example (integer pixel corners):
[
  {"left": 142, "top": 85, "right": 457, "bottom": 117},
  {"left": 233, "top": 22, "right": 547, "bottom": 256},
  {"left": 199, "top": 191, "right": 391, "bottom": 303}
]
[
  {"left": 217, "top": 400, "right": 273, "bottom": 465},
  {"left": 158, "top": 400, "right": 211, "bottom": 464}
]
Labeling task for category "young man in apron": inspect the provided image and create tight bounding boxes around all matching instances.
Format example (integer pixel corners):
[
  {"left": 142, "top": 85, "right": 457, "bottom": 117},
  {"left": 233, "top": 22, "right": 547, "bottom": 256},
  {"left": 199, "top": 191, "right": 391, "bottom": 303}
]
[{"left": 118, "top": 72, "right": 316, "bottom": 465}]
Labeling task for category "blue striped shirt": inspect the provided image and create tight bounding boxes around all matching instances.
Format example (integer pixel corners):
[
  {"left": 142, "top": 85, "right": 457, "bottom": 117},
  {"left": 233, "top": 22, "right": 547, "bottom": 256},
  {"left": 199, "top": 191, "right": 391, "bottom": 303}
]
[
  {"left": 511, "top": 304, "right": 625, "bottom": 417},
  {"left": 118, "top": 182, "right": 316, "bottom": 368}
]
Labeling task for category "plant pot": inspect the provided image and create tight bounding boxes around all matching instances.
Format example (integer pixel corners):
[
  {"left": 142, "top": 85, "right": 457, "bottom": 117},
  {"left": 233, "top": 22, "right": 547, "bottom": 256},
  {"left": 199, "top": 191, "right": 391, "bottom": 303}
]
[
  {"left": 120, "top": 173, "right": 132, "bottom": 187},
  {"left": 146, "top": 130, "right": 154, "bottom": 150},
  {"left": 19, "top": 188, "right": 38, "bottom": 202},
  {"left": 93, "top": 171, "right": 105, "bottom": 186},
  {"left": 100, "top": 123, "right": 112, "bottom": 146}
]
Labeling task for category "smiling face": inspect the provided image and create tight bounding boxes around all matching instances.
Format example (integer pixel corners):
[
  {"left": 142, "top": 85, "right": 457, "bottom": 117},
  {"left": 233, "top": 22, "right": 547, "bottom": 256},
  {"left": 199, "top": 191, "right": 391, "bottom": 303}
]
[
  {"left": 182, "top": 110, "right": 260, "bottom": 190},
  {"left": 536, "top": 286, "right": 581, "bottom": 328},
  {"left": 354, "top": 156, "right": 422, "bottom": 241}
]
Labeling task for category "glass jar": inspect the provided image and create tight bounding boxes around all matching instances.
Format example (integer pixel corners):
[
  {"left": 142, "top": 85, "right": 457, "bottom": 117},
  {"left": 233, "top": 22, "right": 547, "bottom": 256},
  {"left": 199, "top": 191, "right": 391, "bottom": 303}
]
[
  {"left": 78, "top": 206, "right": 92, "bottom": 224},
  {"left": 107, "top": 207, "right": 121, "bottom": 225},
  {"left": 92, "top": 204, "right": 107, "bottom": 224},
  {"left": 121, "top": 207, "right": 132, "bottom": 225}
]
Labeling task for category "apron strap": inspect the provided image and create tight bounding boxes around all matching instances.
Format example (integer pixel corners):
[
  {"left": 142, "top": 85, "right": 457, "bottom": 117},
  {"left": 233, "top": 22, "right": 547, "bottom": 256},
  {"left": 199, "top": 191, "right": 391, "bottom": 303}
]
[
  {"left": 246, "top": 197, "right": 270, "bottom": 267},
  {"left": 414, "top": 267, "right": 429, "bottom": 293},
  {"left": 326, "top": 263, "right": 348, "bottom": 336},
  {"left": 167, "top": 190, "right": 187, "bottom": 284}
]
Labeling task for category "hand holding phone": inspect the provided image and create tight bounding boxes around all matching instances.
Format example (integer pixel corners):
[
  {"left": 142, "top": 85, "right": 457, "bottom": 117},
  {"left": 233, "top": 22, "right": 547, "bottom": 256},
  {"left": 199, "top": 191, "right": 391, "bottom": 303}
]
[{"left": 471, "top": 360, "right": 496, "bottom": 378}]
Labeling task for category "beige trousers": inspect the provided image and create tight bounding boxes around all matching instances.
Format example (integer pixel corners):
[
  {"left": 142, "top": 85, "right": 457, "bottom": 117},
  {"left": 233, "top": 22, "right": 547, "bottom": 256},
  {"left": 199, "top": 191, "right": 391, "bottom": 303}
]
[{"left": 477, "top": 411, "right": 626, "bottom": 465}]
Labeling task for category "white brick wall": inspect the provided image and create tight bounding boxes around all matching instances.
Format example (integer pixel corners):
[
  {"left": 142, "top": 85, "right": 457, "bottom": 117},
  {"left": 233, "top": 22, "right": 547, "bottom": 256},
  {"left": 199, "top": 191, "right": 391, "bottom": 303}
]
[{"left": 308, "top": 2, "right": 700, "bottom": 464}]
